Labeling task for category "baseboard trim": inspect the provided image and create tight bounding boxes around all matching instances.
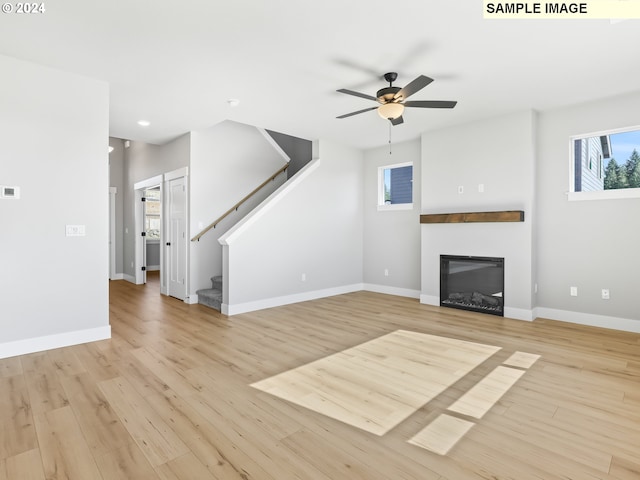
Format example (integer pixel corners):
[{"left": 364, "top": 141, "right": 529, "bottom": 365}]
[
  {"left": 185, "top": 294, "right": 199, "bottom": 305},
  {"left": 419, "top": 294, "right": 439, "bottom": 306},
  {"left": 420, "top": 295, "right": 534, "bottom": 321},
  {"left": 124, "top": 274, "right": 136, "bottom": 284},
  {"left": 222, "top": 283, "right": 364, "bottom": 316},
  {"left": 504, "top": 307, "right": 534, "bottom": 322},
  {"left": 363, "top": 284, "right": 420, "bottom": 299},
  {"left": 110, "top": 273, "right": 124, "bottom": 280},
  {"left": 0, "top": 325, "right": 111, "bottom": 360},
  {"left": 535, "top": 307, "right": 640, "bottom": 333}
]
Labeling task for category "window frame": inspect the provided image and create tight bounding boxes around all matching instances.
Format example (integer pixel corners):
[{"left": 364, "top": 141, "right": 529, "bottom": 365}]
[
  {"left": 377, "top": 161, "right": 414, "bottom": 211},
  {"left": 568, "top": 125, "right": 640, "bottom": 201}
]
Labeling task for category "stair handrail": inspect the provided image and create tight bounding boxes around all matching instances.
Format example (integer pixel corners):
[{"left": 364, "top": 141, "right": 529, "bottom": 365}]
[{"left": 191, "top": 163, "right": 289, "bottom": 242}]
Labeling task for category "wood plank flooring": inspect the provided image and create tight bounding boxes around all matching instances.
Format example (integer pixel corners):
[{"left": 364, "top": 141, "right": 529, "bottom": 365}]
[{"left": 1, "top": 271, "right": 639, "bottom": 479}]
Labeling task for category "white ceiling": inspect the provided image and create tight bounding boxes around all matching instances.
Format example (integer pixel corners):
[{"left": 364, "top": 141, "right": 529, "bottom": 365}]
[{"left": 1, "top": 1, "right": 639, "bottom": 150}]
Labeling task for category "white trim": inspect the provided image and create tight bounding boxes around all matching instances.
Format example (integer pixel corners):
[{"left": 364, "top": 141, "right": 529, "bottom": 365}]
[
  {"left": 567, "top": 187, "right": 640, "bottom": 201},
  {"left": 109, "top": 187, "right": 117, "bottom": 280},
  {"left": 568, "top": 124, "right": 640, "bottom": 200},
  {"left": 146, "top": 265, "right": 160, "bottom": 271},
  {"left": 134, "top": 174, "right": 163, "bottom": 191},
  {"left": 184, "top": 294, "right": 199, "bottom": 304},
  {"left": 421, "top": 295, "right": 534, "bottom": 322},
  {"left": 124, "top": 274, "right": 136, "bottom": 284},
  {"left": 165, "top": 166, "right": 189, "bottom": 182},
  {"left": 377, "top": 203, "right": 414, "bottom": 211},
  {"left": 110, "top": 273, "right": 124, "bottom": 280},
  {"left": 504, "top": 307, "right": 534, "bottom": 321},
  {"left": 258, "top": 128, "right": 291, "bottom": 162},
  {"left": 535, "top": 307, "right": 640, "bottom": 333},
  {"left": 420, "top": 294, "right": 440, "bottom": 306},
  {"left": 222, "top": 283, "right": 363, "bottom": 316},
  {"left": 220, "top": 159, "right": 321, "bottom": 246},
  {"left": 363, "top": 283, "right": 420, "bottom": 299},
  {"left": 0, "top": 325, "right": 111, "bottom": 360},
  {"left": 378, "top": 161, "right": 413, "bottom": 207}
]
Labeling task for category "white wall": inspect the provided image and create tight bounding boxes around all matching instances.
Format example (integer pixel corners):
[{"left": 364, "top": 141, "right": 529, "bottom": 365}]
[
  {"left": 0, "top": 55, "right": 110, "bottom": 358},
  {"left": 189, "top": 121, "right": 289, "bottom": 296},
  {"left": 421, "top": 111, "right": 536, "bottom": 320},
  {"left": 363, "top": 139, "right": 421, "bottom": 297},
  {"left": 536, "top": 91, "right": 640, "bottom": 330},
  {"left": 220, "top": 139, "right": 364, "bottom": 314}
]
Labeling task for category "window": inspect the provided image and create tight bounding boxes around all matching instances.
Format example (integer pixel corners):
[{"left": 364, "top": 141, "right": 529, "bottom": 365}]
[
  {"left": 144, "top": 187, "right": 161, "bottom": 239},
  {"left": 378, "top": 162, "right": 413, "bottom": 210},
  {"left": 569, "top": 126, "right": 640, "bottom": 200}
]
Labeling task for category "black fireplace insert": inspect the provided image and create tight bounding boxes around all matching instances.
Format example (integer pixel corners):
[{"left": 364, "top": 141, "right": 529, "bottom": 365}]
[{"left": 440, "top": 255, "right": 504, "bottom": 316}]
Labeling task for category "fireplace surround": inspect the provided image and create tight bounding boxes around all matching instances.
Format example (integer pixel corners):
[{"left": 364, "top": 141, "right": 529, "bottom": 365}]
[{"left": 440, "top": 255, "right": 504, "bottom": 316}]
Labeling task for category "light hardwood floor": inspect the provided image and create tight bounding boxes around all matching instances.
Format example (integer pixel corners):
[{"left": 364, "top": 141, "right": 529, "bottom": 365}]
[{"left": 1, "top": 272, "right": 639, "bottom": 479}]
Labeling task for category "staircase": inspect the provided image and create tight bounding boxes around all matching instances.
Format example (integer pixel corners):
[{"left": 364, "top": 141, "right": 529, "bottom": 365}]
[{"left": 196, "top": 276, "right": 222, "bottom": 311}]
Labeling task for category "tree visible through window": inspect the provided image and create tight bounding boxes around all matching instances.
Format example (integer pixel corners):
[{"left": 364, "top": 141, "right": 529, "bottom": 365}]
[{"left": 573, "top": 128, "right": 640, "bottom": 193}]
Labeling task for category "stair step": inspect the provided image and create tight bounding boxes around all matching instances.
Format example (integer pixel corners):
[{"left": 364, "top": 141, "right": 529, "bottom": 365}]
[{"left": 196, "top": 288, "right": 222, "bottom": 311}]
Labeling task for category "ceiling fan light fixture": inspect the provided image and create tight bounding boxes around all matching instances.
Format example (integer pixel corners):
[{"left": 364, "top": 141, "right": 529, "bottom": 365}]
[{"left": 377, "top": 102, "right": 404, "bottom": 120}]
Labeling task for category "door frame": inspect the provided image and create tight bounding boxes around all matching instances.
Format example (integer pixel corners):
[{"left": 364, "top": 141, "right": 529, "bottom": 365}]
[
  {"left": 133, "top": 168, "right": 189, "bottom": 299},
  {"left": 133, "top": 175, "right": 163, "bottom": 286},
  {"left": 109, "top": 186, "right": 117, "bottom": 280}
]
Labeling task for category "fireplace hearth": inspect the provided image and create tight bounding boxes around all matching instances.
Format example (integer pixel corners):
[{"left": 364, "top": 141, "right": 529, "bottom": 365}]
[{"left": 440, "top": 255, "right": 504, "bottom": 316}]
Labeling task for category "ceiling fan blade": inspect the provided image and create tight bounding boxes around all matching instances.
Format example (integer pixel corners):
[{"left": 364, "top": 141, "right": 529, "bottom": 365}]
[
  {"left": 336, "top": 106, "right": 378, "bottom": 119},
  {"left": 390, "top": 116, "right": 404, "bottom": 126},
  {"left": 336, "top": 88, "right": 377, "bottom": 101},
  {"left": 394, "top": 75, "right": 434, "bottom": 100},
  {"left": 404, "top": 100, "right": 457, "bottom": 109}
]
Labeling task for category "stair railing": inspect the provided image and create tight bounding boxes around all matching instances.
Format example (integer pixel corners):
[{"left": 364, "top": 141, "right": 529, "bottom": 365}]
[{"left": 191, "top": 163, "right": 289, "bottom": 242}]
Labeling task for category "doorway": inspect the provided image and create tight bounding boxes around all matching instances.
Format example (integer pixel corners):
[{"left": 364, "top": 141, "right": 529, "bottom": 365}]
[{"left": 133, "top": 168, "right": 188, "bottom": 301}]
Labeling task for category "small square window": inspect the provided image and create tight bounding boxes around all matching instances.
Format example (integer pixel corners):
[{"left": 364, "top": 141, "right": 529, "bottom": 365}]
[{"left": 378, "top": 162, "right": 413, "bottom": 210}]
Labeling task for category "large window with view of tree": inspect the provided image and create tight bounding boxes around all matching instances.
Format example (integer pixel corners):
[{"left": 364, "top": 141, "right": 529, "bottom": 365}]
[{"left": 571, "top": 127, "right": 640, "bottom": 199}]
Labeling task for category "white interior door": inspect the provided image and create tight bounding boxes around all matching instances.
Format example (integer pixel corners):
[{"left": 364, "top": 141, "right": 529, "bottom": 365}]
[{"left": 167, "top": 176, "right": 187, "bottom": 300}]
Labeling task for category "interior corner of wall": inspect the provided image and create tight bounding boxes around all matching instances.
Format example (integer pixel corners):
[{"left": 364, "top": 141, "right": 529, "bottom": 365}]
[{"left": 258, "top": 127, "right": 291, "bottom": 162}]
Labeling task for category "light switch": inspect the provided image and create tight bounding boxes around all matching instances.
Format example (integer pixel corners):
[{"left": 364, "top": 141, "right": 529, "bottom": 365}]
[{"left": 66, "top": 225, "right": 86, "bottom": 237}]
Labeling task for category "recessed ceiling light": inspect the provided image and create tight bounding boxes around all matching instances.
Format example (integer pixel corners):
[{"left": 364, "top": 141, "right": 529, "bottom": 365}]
[
  {"left": 137, "top": 120, "right": 150, "bottom": 126},
  {"left": 227, "top": 99, "right": 240, "bottom": 107}
]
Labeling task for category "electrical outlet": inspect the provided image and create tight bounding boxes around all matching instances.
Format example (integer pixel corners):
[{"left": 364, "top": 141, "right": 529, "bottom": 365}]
[
  {"left": 570, "top": 286, "right": 578, "bottom": 296},
  {"left": 457, "top": 185, "right": 464, "bottom": 194},
  {"left": 301, "top": 273, "right": 306, "bottom": 282},
  {"left": 384, "top": 269, "right": 389, "bottom": 277},
  {"left": 601, "top": 289, "right": 610, "bottom": 300},
  {"left": 478, "top": 183, "right": 485, "bottom": 193}
]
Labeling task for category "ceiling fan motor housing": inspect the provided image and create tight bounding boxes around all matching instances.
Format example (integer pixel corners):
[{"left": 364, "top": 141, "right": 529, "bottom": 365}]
[{"left": 376, "top": 86, "right": 402, "bottom": 104}]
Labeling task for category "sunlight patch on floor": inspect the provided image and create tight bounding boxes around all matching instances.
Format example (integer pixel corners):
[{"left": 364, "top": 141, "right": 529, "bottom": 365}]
[
  {"left": 408, "top": 414, "right": 475, "bottom": 455},
  {"left": 251, "top": 330, "right": 501, "bottom": 435}
]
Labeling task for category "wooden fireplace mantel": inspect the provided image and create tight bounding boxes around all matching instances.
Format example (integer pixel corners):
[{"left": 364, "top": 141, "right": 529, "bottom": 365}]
[{"left": 420, "top": 210, "right": 525, "bottom": 224}]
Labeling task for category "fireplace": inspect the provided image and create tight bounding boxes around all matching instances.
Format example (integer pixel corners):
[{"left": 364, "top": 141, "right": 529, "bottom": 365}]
[{"left": 440, "top": 255, "right": 504, "bottom": 316}]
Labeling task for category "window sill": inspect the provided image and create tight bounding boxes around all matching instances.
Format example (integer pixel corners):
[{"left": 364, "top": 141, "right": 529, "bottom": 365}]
[
  {"left": 377, "top": 203, "right": 413, "bottom": 211},
  {"left": 567, "top": 187, "right": 640, "bottom": 201}
]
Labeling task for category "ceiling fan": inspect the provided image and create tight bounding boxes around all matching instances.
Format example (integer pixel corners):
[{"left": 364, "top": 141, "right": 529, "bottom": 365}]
[{"left": 336, "top": 72, "right": 457, "bottom": 126}]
